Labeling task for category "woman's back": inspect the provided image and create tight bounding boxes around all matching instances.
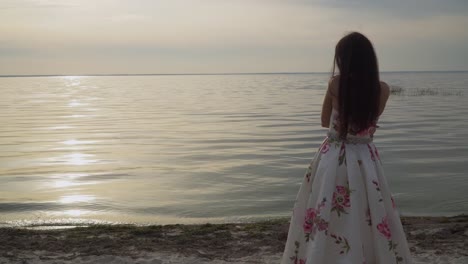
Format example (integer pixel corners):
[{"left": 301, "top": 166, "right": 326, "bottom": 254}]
[
  {"left": 281, "top": 32, "right": 412, "bottom": 264},
  {"left": 328, "top": 75, "right": 391, "bottom": 116},
  {"left": 322, "top": 75, "right": 390, "bottom": 136},
  {"left": 325, "top": 75, "right": 391, "bottom": 140}
]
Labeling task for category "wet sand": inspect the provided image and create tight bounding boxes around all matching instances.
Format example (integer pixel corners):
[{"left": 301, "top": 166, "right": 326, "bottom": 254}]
[{"left": 0, "top": 215, "right": 467, "bottom": 264}]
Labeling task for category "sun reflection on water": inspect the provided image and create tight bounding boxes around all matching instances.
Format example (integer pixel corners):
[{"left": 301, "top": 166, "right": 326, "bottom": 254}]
[
  {"left": 61, "top": 139, "right": 96, "bottom": 145},
  {"left": 48, "top": 173, "right": 97, "bottom": 190},
  {"left": 64, "top": 153, "right": 97, "bottom": 165},
  {"left": 52, "top": 179, "right": 97, "bottom": 189},
  {"left": 63, "top": 76, "right": 82, "bottom": 87},
  {"left": 64, "top": 114, "right": 88, "bottom": 118},
  {"left": 67, "top": 99, "right": 86, "bottom": 107},
  {"left": 59, "top": 195, "right": 95, "bottom": 204},
  {"left": 53, "top": 180, "right": 77, "bottom": 188},
  {"left": 44, "top": 153, "right": 98, "bottom": 166},
  {"left": 45, "top": 125, "right": 74, "bottom": 130}
]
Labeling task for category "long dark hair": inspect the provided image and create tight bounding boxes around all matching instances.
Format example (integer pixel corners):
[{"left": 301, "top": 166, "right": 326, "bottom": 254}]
[{"left": 332, "top": 32, "right": 381, "bottom": 139}]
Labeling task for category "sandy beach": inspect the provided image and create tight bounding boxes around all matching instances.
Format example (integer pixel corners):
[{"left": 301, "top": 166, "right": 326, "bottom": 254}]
[{"left": 0, "top": 215, "right": 466, "bottom": 264}]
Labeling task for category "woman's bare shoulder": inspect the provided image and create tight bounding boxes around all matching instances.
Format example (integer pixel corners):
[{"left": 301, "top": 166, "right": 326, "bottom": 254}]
[
  {"left": 328, "top": 75, "right": 340, "bottom": 96},
  {"left": 380, "top": 81, "right": 389, "bottom": 91},
  {"left": 378, "top": 81, "right": 390, "bottom": 115},
  {"left": 329, "top": 74, "right": 340, "bottom": 84},
  {"left": 380, "top": 81, "right": 390, "bottom": 98}
]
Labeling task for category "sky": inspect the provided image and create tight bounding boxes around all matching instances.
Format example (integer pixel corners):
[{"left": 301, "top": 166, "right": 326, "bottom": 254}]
[{"left": 1, "top": 0, "right": 467, "bottom": 75}]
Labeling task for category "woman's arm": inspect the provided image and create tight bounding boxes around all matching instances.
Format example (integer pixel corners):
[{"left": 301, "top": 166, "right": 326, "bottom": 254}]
[
  {"left": 378, "top": 81, "right": 390, "bottom": 116},
  {"left": 321, "top": 78, "right": 335, "bottom": 128}
]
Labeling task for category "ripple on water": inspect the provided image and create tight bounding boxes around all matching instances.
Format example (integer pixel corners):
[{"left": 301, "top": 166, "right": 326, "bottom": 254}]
[{"left": 0, "top": 73, "right": 467, "bottom": 225}]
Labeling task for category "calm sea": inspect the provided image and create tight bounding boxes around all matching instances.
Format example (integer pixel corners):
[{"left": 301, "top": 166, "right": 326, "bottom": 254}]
[{"left": 0, "top": 72, "right": 467, "bottom": 227}]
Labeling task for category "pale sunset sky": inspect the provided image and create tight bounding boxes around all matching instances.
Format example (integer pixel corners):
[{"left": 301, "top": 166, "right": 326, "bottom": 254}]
[{"left": 1, "top": 0, "right": 467, "bottom": 75}]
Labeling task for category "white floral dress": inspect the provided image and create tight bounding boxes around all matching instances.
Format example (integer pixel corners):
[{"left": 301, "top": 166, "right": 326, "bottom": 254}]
[{"left": 280, "top": 109, "right": 412, "bottom": 264}]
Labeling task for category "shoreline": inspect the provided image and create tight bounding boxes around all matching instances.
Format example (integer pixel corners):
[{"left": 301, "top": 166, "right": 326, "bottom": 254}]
[{"left": 1, "top": 215, "right": 467, "bottom": 264}]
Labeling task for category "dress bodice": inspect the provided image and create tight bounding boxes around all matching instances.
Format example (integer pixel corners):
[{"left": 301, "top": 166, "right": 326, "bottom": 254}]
[{"left": 328, "top": 108, "right": 378, "bottom": 143}]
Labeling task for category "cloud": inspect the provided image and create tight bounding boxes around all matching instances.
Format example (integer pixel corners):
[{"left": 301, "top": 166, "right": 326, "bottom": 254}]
[
  {"left": 300, "top": 0, "right": 468, "bottom": 19},
  {"left": 0, "top": 0, "right": 467, "bottom": 74},
  {"left": 0, "top": 0, "right": 80, "bottom": 9}
]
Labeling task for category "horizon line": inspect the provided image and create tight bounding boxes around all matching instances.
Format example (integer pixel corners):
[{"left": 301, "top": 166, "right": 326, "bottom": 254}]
[{"left": 1, "top": 70, "right": 467, "bottom": 78}]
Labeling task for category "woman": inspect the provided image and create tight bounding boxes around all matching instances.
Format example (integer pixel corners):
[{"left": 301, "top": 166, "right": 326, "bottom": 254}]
[{"left": 280, "top": 32, "right": 412, "bottom": 264}]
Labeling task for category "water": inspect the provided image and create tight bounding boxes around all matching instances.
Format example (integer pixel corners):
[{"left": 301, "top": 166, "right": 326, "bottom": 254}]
[{"left": 0, "top": 72, "right": 467, "bottom": 226}]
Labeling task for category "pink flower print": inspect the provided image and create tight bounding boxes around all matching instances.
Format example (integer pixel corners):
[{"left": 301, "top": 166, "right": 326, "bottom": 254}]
[
  {"left": 372, "top": 180, "right": 383, "bottom": 202},
  {"left": 303, "top": 208, "right": 317, "bottom": 233},
  {"left": 372, "top": 180, "right": 380, "bottom": 191},
  {"left": 290, "top": 242, "right": 307, "bottom": 264},
  {"left": 330, "top": 233, "right": 351, "bottom": 254},
  {"left": 367, "top": 144, "right": 376, "bottom": 161},
  {"left": 303, "top": 198, "right": 328, "bottom": 241},
  {"left": 317, "top": 197, "right": 326, "bottom": 211},
  {"left": 356, "top": 124, "right": 377, "bottom": 137},
  {"left": 336, "top": 185, "right": 347, "bottom": 195},
  {"left": 302, "top": 222, "right": 312, "bottom": 233},
  {"left": 338, "top": 143, "right": 346, "bottom": 165},
  {"left": 365, "top": 207, "right": 372, "bottom": 226},
  {"left": 335, "top": 186, "right": 351, "bottom": 206},
  {"left": 316, "top": 218, "right": 329, "bottom": 231},
  {"left": 374, "top": 146, "right": 380, "bottom": 160},
  {"left": 334, "top": 186, "right": 351, "bottom": 207},
  {"left": 321, "top": 142, "right": 330, "bottom": 154},
  {"left": 331, "top": 185, "right": 351, "bottom": 217},
  {"left": 356, "top": 128, "right": 368, "bottom": 137},
  {"left": 377, "top": 216, "right": 392, "bottom": 240},
  {"left": 305, "top": 164, "right": 313, "bottom": 182}
]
